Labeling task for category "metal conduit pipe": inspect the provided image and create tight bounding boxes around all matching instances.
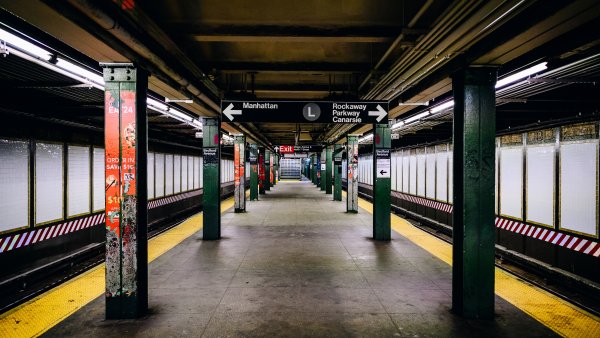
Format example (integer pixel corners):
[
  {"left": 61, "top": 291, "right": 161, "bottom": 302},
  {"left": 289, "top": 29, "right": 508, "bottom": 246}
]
[
  {"left": 364, "top": 0, "right": 484, "bottom": 99},
  {"left": 380, "top": 0, "right": 529, "bottom": 100},
  {"left": 381, "top": 0, "right": 539, "bottom": 101},
  {"left": 369, "top": 1, "right": 469, "bottom": 97},
  {"left": 363, "top": 0, "right": 476, "bottom": 99},
  {"left": 371, "top": 0, "right": 531, "bottom": 101},
  {"left": 358, "top": 0, "right": 435, "bottom": 93},
  {"left": 66, "top": 0, "right": 221, "bottom": 114},
  {"left": 366, "top": 0, "right": 525, "bottom": 100}
]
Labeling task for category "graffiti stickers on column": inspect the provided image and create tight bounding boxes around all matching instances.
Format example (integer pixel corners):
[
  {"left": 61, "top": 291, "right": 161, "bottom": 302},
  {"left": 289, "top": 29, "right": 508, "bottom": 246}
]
[
  {"left": 104, "top": 84, "right": 138, "bottom": 298},
  {"left": 120, "top": 88, "right": 138, "bottom": 296},
  {"left": 105, "top": 87, "right": 121, "bottom": 297}
]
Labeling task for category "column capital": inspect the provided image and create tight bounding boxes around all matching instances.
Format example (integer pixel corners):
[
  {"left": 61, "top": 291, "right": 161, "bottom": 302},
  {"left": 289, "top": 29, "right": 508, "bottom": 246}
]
[{"left": 452, "top": 66, "right": 498, "bottom": 86}]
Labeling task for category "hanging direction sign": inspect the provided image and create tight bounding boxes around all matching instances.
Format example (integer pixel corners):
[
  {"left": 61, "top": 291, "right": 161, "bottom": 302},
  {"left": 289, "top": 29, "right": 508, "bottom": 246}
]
[
  {"left": 221, "top": 100, "right": 388, "bottom": 124},
  {"left": 274, "top": 145, "right": 323, "bottom": 153}
]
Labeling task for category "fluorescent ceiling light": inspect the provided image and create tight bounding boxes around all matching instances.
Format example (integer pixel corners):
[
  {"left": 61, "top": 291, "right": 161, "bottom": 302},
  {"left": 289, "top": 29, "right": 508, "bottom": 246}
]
[
  {"left": 398, "top": 101, "right": 429, "bottom": 106},
  {"left": 3, "top": 25, "right": 204, "bottom": 131},
  {"left": 391, "top": 120, "right": 405, "bottom": 130},
  {"left": 404, "top": 111, "right": 431, "bottom": 124},
  {"left": 166, "top": 98, "right": 193, "bottom": 104},
  {"left": 55, "top": 58, "right": 105, "bottom": 86},
  {"left": 359, "top": 134, "right": 373, "bottom": 143},
  {"left": 191, "top": 119, "right": 202, "bottom": 129},
  {"left": 430, "top": 101, "right": 454, "bottom": 114},
  {"left": 495, "top": 62, "right": 548, "bottom": 88},
  {"left": 0, "top": 28, "right": 52, "bottom": 61},
  {"left": 147, "top": 105, "right": 164, "bottom": 114},
  {"left": 147, "top": 97, "right": 168, "bottom": 111},
  {"left": 167, "top": 108, "right": 193, "bottom": 122}
]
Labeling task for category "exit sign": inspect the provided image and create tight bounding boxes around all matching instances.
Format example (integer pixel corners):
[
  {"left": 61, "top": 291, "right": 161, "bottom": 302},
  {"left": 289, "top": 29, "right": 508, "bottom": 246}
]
[{"left": 279, "top": 145, "right": 294, "bottom": 154}]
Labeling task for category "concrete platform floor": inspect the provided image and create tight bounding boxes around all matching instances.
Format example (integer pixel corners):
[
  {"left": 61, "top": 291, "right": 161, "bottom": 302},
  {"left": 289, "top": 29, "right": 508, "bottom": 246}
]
[{"left": 44, "top": 180, "right": 556, "bottom": 337}]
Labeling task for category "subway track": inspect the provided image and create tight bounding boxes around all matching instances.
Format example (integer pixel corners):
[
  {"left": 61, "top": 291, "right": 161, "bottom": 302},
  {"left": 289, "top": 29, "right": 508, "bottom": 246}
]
[{"left": 0, "top": 208, "right": 197, "bottom": 314}]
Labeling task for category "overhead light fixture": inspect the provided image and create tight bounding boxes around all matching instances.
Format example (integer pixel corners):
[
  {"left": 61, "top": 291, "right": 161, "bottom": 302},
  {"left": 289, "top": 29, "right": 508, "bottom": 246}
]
[
  {"left": 148, "top": 97, "right": 201, "bottom": 130},
  {"left": 166, "top": 98, "right": 193, "bottom": 104},
  {"left": 404, "top": 111, "right": 431, "bottom": 124},
  {"left": 3, "top": 25, "right": 206, "bottom": 131},
  {"left": 167, "top": 108, "right": 194, "bottom": 122},
  {"left": 191, "top": 119, "right": 202, "bottom": 129},
  {"left": 391, "top": 120, "right": 405, "bottom": 130},
  {"left": 495, "top": 62, "right": 548, "bottom": 89},
  {"left": 147, "top": 97, "right": 169, "bottom": 111},
  {"left": 0, "top": 27, "right": 52, "bottom": 61},
  {"left": 430, "top": 100, "right": 454, "bottom": 114},
  {"left": 55, "top": 58, "right": 105, "bottom": 86},
  {"left": 398, "top": 101, "right": 429, "bottom": 106},
  {"left": 359, "top": 134, "right": 373, "bottom": 143}
]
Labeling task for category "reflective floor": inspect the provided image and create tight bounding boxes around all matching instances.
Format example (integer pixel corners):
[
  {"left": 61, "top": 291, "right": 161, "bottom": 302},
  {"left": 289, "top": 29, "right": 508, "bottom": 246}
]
[{"left": 44, "top": 180, "right": 555, "bottom": 337}]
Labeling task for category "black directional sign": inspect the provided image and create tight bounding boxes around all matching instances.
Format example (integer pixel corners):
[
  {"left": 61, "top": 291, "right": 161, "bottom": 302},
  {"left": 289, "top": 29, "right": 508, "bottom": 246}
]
[
  {"left": 274, "top": 145, "right": 323, "bottom": 154},
  {"left": 221, "top": 100, "right": 388, "bottom": 124}
]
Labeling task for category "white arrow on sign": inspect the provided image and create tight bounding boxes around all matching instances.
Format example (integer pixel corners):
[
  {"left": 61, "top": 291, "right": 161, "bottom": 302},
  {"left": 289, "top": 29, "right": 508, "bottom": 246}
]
[
  {"left": 223, "top": 103, "right": 242, "bottom": 121},
  {"left": 368, "top": 104, "right": 387, "bottom": 122}
]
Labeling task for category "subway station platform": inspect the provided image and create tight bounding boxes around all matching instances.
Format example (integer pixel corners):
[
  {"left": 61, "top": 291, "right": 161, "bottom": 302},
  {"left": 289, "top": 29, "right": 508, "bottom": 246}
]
[{"left": 27, "top": 180, "right": 569, "bottom": 337}]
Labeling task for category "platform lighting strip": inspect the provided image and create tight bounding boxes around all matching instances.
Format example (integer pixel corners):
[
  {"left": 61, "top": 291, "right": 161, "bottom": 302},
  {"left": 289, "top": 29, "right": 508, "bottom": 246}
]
[
  {"left": 358, "top": 133, "right": 373, "bottom": 143},
  {"left": 391, "top": 62, "right": 548, "bottom": 132},
  {"left": 0, "top": 27, "right": 202, "bottom": 130}
]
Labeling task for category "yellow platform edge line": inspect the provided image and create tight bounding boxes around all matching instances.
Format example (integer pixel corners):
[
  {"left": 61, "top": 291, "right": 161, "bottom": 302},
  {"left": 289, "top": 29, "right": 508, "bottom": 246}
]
[
  {"left": 0, "top": 196, "right": 236, "bottom": 338},
  {"left": 351, "top": 194, "right": 600, "bottom": 337}
]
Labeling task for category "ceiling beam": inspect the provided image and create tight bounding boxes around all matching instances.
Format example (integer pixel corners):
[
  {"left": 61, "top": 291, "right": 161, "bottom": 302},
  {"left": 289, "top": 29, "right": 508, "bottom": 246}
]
[
  {"left": 211, "top": 62, "right": 371, "bottom": 72},
  {"left": 230, "top": 83, "right": 354, "bottom": 93},
  {"left": 187, "top": 25, "right": 425, "bottom": 42},
  {"left": 193, "top": 35, "right": 393, "bottom": 43}
]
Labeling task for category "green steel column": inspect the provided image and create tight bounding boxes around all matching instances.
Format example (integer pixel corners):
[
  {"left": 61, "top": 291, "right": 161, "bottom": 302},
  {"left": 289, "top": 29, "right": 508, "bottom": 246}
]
[
  {"left": 452, "top": 66, "right": 497, "bottom": 319},
  {"left": 277, "top": 155, "right": 280, "bottom": 183},
  {"left": 234, "top": 135, "right": 246, "bottom": 212},
  {"left": 273, "top": 154, "right": 278, "bottom": 185},
  {"left": 249, "top": 144, "right": 259, "bottom": 201},
  {"left": 312, "top": 154, "right": 320, "bottom": 186},
  {"left": 325, "top": 146, "right": 333, "bottom": 194},
  {"left": 373, "top": 125, "right": 391, "bottom": 241},
  {"left": 320, "top": 149, "right": 326, "bottom": 191},
  {"left": 306, "top": 158, "right": 310, "bottom": 180},
  {"left": 259, "top": 147, "right": 265, "bottom": 195},
  {"left": 102, "top": 63, "right": 148, "bottom": 319},
  {"left": 265, "top": 150, "right": 271, "bottom": 191},
  {"left": 347, "top": 135, "right": 359, "bottom": 212},
  {"left": 202, "top": 118, "right": 221, "bottom": 240},
  {"left": 269, "top": 152, "right": 274, "bottom": 187},
  {"left": 310, "top": 155, "right": 313, "bottom": 183},
  {"left": 333, "top": 144, "right": 342, "bottom": 201}
]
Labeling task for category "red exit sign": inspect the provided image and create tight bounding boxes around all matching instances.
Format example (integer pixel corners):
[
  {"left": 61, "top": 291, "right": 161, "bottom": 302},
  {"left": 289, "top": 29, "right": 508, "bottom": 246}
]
[{"left": 279, "top": 145, "right": 295, "bottom": 154}]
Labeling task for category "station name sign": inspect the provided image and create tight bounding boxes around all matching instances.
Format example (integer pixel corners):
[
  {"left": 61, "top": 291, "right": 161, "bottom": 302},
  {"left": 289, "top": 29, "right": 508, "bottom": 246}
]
[{"left": 221, "top": 100, "right": 388, "bottom": 124}]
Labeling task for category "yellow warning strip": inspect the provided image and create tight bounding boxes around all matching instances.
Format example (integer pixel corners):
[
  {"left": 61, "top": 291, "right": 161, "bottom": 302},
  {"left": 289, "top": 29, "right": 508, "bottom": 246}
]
[
  {"left": 0, "top": 197, "right": 235, "bottom": 338},
  {"left": 354, "top": 195, "right": 600, "bottom": 337}
]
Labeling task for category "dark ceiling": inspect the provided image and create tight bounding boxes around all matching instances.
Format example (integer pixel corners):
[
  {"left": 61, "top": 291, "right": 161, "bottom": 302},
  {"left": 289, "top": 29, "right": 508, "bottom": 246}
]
[{"left": 0, "top": 0, "right": 599, "bottom": 148}]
